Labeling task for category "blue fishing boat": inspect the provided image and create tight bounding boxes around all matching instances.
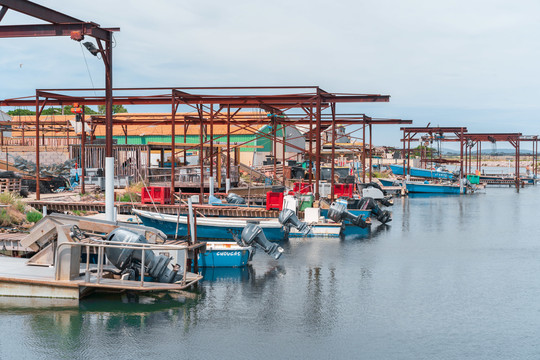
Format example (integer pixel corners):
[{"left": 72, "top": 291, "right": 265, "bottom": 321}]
[
  {"left": 320, "top": 208, "right": 371, "bottom": 219},
  {"left": 199, "top": 242, "right": 252, "bottom": 267},
  {"left": 378, "top": 178, "right": 401, "bottom": 187},
  {"left": 133, "top": 209, "right": 286, "bottom": 241},
  {"left": 390, "top": 164, "right": 455, "bottom": 180},
  {"left": 405, "top": 181, "right": 462, "bottom": 194}
]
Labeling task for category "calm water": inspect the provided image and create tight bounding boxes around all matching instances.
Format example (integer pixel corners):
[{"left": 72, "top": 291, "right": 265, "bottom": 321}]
[{"left": 2, "top": 187, "right": 540, "bottom": 359}]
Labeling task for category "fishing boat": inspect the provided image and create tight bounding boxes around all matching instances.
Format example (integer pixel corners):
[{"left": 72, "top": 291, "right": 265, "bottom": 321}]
[
  {"left": 405, "top": 181, "right": 462, "bottom": 194},
  {"left": 289, "top": 222, "right": 343, "bottom": 237},
  {"left": 133, "top": 209, "right": 286, "bottom": 241},
  {"left": 198, "top": 242, "right": 252, "bottom": 267},
  {"left": 135, "top": 208, "right": 349, "bottom": 240},
  {"left": 378, "top": 178, "right": 401, "bottom": 187},
  {"left": 390, "top": 164, "right": 455, "bottom": 180}
]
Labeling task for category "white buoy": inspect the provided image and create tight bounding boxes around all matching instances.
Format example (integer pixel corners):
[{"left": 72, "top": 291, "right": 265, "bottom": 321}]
[
  {"left": 42, "top": 205, "right": 47, "bottom": 217},
  {"left": 226, "top": 178, "right": 231, "bottom": 193}
]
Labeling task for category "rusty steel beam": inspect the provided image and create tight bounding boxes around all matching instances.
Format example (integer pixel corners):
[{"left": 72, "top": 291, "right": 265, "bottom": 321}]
[
  {"left": 0, "top": 0, "right": 82, "bottom": 24},
  {"left": 401, "top": 126, "right": 467, "bottom": 133},
  {"left": 463, "top": 133, "right": 522, "bottom": 142},
  {"left": 0, "top": 23, "right": 118, "bottom": 41}
]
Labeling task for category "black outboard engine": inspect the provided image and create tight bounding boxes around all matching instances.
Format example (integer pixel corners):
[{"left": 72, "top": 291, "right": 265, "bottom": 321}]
[
  {"left": 363, "top": 182, "right": 393, "bottom": 207},
  {"left": 105, "top": 228, "right": 181, "bottom": 283},
  {"left": 358, "top": 197, "right": 392, "bottom": 224},
  {"left": 240, "top": 223, "right": 283, "bottom": 260},
  {"left": 328, "top": 201, "right": 369, "bottom": 228},
  {"left": 278, "top": 208, "right": 310, "bottom": 236},
  {"left": 227, "top": 192, "right": 246, "bottom": 204}
]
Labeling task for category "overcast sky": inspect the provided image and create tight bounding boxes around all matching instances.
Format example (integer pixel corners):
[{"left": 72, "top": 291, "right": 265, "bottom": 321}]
[{"left": 1, "top": 0, "right": 539, "bottom": 147}]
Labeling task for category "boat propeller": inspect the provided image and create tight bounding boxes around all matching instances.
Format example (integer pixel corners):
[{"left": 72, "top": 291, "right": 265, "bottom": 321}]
[{"left": 278, "top": 208, "right": 311, "bottom": 236}]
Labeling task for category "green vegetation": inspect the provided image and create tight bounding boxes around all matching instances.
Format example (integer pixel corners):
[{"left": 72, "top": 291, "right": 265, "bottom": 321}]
[
  {"left": 371, "top": 171, "right": 388, "bottom": 178},
  {"left": 118, "top": 181, "right": 144, "bottom": 202},
  {"left": 98, "top": 104, "right": 128, "bottom": 114},
  {"left": 408, "top": 145, "right": 438, "bottom": 158},
  {"left": 72, "top": 210, "right": 88, "bottom": 216},
  {"left": 7, "top": 108, "right": 34, "bottom": 116},
  {"left": 8, "top": 105, "right": 100, "bottom": 116},
  {"left": 26, "top": 211, "right": 43, "bottom": 223},
  {"left": 0, "top": 209, "right": 10, "bottom": 226},
  {"left": 0, "top": 192, "right": 25, "bottom": 213}
]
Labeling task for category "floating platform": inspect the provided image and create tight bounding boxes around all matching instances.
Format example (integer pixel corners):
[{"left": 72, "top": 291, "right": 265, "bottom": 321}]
[
  {"left": 0, "top": 214, "right": 205, "bottom": 301},
  {"left": 0, "top": 256, "right": 202, "bottom": 300}
]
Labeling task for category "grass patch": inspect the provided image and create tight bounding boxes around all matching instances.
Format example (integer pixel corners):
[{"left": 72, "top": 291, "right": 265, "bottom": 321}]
[
  {"left": 26, "top": 211, "right": 43, "bottom": 223},
  {"left": 0, "top": 192, "right": 25, "bottom": 213},
  {"left": 371, "top": 171, "right": 389, "bottom": 178},
  {"left": 119, "top": 181, "right": 144, "bottom": 202}
]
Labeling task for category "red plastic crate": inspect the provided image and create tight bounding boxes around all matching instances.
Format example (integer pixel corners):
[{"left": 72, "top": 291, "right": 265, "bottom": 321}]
[
  {"left": 141, "top": 186, "right": 171, "bottom": 205},
  {"left": 333, "top": 184, "right": 353, "bottom": 198},
  {"left": 266, "top": 191, "right": 284, "bottom": 211},
  {"left": 293, "top": 182, "right": 313, "bottom": 194}
]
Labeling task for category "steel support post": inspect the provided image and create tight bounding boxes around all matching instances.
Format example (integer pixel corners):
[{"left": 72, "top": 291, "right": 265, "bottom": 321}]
[
  {"left": 199, "top": 106, "right": 204, "bottom": 204},
  {"left": 402, "top": 131, "right": 406, "bottom": 176},
  {"left": 209, "top": 104, "right": 214, "bottom": 177},
  {"left": 516, "top": 140, "right": 520, "bottom": 191},
  {"left": 362, "top": 122, "right": 366, "bottom": 183},
  {"left": 35, "top": 96, "right": 40, "bottom": 200},
  {"left": 171, "top": 97, "right": 177, "bottom": 203},
  {"left": 282, "top": 123, "right": 286, "bottom": 183},
  {"left": 459, "top": 128, "right": 464, "bottom": 181},
  {"left": 407, "top": 133, "right": 411, "bottom": 177},
  {"left": 315, "top": 92, "right": 322, "bottom": 200},
  {"left": 226, "top": 105, "right": 231, "bottom": 181},
  {"left": 104, "top": 33, "right": 114, "bottom": 222},
  {"left": 330, "top": 103, "right": 336, "bottom": 201},
  {"left": 369, "top": 123, "right": 373, "bottom": 183},
  {"left": 81, "top": 108, "right": 86, "bottom": 194},
  {"left": 273, "top": 118, "right": 277, "bottom": 183}
]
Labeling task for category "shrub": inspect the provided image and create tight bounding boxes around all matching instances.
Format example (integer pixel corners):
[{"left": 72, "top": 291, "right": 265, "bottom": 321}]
[
  {"left": 26, "top": 211, "right": 43, "bottom": 223},
  {"left": 0, "top": 209, "right": 10, "bottom": 226},
  {"left": 0, "top": 192, "right": 25, "bottom": 213}
]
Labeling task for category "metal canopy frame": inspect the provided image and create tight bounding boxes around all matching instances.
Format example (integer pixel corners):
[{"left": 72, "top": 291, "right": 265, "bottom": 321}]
[
  {"left": 2, "top": 86, "right": 411, "bottom": 201},
  {"left": 400, "top": 127, "right": 467, "bottom": 180},
  {"left": 461, "top": 133, "right": 524, "bottom": 189}
]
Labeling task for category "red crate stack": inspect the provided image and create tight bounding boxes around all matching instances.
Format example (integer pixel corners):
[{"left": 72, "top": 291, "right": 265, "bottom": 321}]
[
  {"left": 266, "top": 191, "right": 284, "bottom": 210},
  {"left": 141, "top": 186, "right": 171, "bottom": 205},
  {"left": 333, "top": 184, "right": 353, "bottom": 198}
]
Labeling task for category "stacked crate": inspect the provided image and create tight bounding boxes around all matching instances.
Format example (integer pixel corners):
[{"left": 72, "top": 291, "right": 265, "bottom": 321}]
[{"left": 0, "top": 178, "right": 22, "bottom": 193}]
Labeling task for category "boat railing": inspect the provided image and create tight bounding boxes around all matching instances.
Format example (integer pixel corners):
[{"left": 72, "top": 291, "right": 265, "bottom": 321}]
[{"left": 55, "top": 239, "right": 201, "bottom": 288}]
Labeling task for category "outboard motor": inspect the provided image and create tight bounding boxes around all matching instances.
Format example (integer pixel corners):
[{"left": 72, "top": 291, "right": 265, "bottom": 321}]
[
  {"left": 227, "top": 192, "right": 246, "bottom": 204},
  {"left": 328, "top": 201, "right": 369, "bottom": 228},
  {"left": 278, "top": 208, "right": 310, "bottom": 236},
  {"left": 358, "top": 197, "right": 392, "bottom": 224},
  {"left": 240, "top": 223, "right": 283, "bottom": 260},
  {"left": 105, "top": 228, "right": 181, "bottom": 283},
  {"left": 363, "top": 182, "right": 393, "bottom": 207}
]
